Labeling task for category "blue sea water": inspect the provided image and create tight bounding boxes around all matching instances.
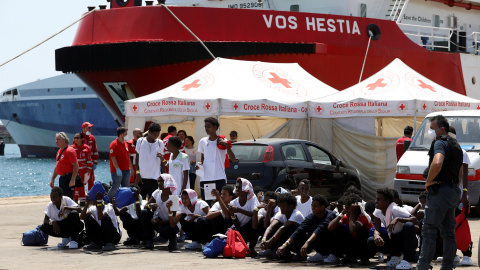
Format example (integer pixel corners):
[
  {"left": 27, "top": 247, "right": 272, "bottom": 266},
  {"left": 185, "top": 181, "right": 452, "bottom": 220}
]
[{"left": 0, "top": 144, "right": 111, "bottom": 198}]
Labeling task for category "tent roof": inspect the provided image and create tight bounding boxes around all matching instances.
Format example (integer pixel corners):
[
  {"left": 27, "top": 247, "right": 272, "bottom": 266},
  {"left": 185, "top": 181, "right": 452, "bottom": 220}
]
[
  {"left": 125, "top": 58, "right": 338, "bottom": 119},
  {"left": 309, "top": 58, "right": 480, "bottom": 118}
]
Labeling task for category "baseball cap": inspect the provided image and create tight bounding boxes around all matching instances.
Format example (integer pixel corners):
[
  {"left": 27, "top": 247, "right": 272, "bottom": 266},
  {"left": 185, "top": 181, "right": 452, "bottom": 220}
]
[{"left": 82, "top": 122, "right": 94, "bottom": 128}]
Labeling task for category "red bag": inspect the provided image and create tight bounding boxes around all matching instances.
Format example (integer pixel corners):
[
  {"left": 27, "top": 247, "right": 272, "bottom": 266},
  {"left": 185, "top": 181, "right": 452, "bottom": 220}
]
[
  {"left": 455, "top": 203, "right": 472, "bottom": 252},
  {"left": 216, "top": 135, "right": 232, "bottom": 169},
  {"left": 223, "top": 229, "right": 250, "bottom": 258}
]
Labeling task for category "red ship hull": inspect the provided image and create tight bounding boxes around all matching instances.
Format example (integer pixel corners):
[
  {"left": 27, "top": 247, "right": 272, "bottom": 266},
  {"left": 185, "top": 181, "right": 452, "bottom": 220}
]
[{"left": 56, "top": 6, "right": 465, "bottom": 123}]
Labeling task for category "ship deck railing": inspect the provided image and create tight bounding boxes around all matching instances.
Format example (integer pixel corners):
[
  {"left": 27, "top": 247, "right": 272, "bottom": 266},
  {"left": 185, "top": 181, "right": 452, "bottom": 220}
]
[{"left": 398, "top": 23, "right": 480, "bottom": 54}]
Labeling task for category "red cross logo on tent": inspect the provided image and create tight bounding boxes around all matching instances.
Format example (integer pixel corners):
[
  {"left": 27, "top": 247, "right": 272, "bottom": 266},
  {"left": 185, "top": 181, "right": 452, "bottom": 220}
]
[
  {"left": 132, "top": 105, "right": 138, "bottom": 112},
  {"left": 399, "top": 103, "right": 406, "bottom": 111},
  {"left": 316, "top": 105, "right": 323, "bottom": 113},
  {"left": 268, "top": 72, "right": 292, "bottom": 88},
  {"left": 418, "top": 80, "right": 436, "bottom": 92},
  {"left": 205, "top": 103, "right": 211, "bottom": 110},
  {"left": 366, "top": 78, "right": 387, "bottom": 90},
  {"left": 131, "top": 104, "right": 139, "bottom": 114},
  {"left": 423, "top": 103, "right": 427, "bottom": 110},
  {"left": 233, "top": 102, "right": 239, "bottom": 111},
  {"left": 182, "top": 80, "right": 202, "bottom": 91},
  {"left": 477, "top": 105, "right": 480, "bottom": 110}
]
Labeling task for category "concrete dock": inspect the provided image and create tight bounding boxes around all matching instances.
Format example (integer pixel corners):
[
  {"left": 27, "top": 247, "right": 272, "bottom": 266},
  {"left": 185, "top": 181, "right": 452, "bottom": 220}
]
[{"left": 0, "top": 195, "right": 478, "bottom": 269}]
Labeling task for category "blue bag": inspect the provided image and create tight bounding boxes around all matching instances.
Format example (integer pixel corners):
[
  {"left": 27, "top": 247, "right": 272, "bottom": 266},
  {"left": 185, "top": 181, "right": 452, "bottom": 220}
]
[
  {"left": 22, "top": 225, "right": 48, "bottom": 246},
  {"left": 87, "top": 181, "right": 105, "bottom": 201},
  {"left": 203, "top": 237, "right": 227, "bottom": 258},
  {"left": 114, "top": 187, "right": 136, "bottom": 208}
]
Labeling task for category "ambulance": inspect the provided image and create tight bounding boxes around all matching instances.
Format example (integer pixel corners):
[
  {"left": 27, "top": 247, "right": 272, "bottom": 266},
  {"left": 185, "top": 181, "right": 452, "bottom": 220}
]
[{"left": 394, "top": 110, "right": 480, "bottom": 211}]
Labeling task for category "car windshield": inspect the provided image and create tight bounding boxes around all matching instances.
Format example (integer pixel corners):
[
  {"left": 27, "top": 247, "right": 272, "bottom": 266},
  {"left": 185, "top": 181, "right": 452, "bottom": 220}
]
[
  {"left": 410, "top": 116, "right": 480, "bottom": 151},
  {"left": 231, "top": 144, "right": 268, "bottom": 162}
]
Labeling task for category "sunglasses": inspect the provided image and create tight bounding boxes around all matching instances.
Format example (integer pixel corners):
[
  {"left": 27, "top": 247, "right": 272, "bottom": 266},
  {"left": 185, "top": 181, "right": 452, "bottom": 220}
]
[{"left": 74, "top": 137, "right": 81, "bottom": 139}]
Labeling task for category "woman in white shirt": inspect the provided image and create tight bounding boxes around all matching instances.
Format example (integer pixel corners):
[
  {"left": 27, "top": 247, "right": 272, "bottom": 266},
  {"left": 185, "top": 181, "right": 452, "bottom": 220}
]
[
  {"left": 176, "top": 189, "right": 211, "bottom": 250},
  {"left": 40, "top": 187, "right": 84, "bottom": 249},
  {"left": 228, "top": 178, "right": 260, "bottom": 257}
]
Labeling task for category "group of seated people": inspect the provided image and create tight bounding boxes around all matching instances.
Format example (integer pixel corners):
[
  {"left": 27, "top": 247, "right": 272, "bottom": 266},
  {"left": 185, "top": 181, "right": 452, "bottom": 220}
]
[{"left": 39, "top": 176, "right": 456, "bottom": 268}]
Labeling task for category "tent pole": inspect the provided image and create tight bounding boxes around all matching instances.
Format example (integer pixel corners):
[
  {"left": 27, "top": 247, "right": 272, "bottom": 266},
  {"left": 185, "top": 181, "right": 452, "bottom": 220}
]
[
  {"left": 307, "top": 117, "right": 311, "bottom": 141},
  {"left": 217, "top": 99, "right": 221, "bottom": 135},
  {"left": 414, "top": 100, "right": 417, "bottom": 133}
]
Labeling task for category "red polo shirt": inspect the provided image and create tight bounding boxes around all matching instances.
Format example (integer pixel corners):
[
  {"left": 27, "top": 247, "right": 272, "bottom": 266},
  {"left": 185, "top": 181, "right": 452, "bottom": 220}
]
[
  {"left": 56, "top": 146, "right": 78, "bottom": 176},
  {"left": 396, "top": 136, "right": 412, "bottom": 161},
  {"left": 109, "top": 138, "right": 130, "bottom": 172}
]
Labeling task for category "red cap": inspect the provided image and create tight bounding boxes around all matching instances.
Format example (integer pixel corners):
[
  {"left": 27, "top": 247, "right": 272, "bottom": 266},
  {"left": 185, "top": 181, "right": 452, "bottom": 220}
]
[{"left": 82, "top": 122, "right": 94, "bottom": 128}]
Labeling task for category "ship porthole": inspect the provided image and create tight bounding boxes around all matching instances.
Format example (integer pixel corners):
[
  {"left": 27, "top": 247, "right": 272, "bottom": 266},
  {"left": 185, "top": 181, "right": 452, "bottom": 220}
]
[
  {"left": 473, "top": 76, "right": 476, "bottom": 85},
  {"left": 366, "top": 24, "right": 381, "bottom": 40}
]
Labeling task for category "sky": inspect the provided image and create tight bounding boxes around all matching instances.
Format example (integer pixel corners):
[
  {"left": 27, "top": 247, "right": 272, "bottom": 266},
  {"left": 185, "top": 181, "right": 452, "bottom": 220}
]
[{"left": 0, "top": 0, "right": 107, "bottom": 92}]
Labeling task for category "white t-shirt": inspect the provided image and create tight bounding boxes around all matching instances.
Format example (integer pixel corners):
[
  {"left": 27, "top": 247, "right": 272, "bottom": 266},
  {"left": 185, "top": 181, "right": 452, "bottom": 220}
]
[
  {"left": 230, "top": 197, "right": 260, "bottom": 226},
  {"left": 373, "top": 205, "right": 411, "bottom": 234},
  {"left": 168, "top": 152, "right": 190, "bottom": 195},
  {"left": 88, "top": 204, "right": 121, "bottom": 234},
  {"left": 179, "top": 200, "right": 209, "bottom": 217},
  {"left": 273, "top": 209, "right": 305, "bottom": 224},
  {"left": 44, "top": 196, "right": 78, "bottom": 222},
  {"left": 126, "top": 199, "right": 147, "bottom": 220},
  {"left": 197, "top": 137, "right": 227, "bottom": 181},
  {"left": 135, "top": 137, "right": 164, "bottom": 179},
  {"left": 258, "top": 206, "right": 280, "bottom": 218},
  {"left": 184, "top": 147, "right": 196, "bottom": 163},
  {"left": 295, "top": 195, "right": 312, "bottom": 217},
  {"left": 152, "top": 189, "right": 182, "bottom": 221},
  {"left": 211, "top": 201, "right": 226, "bottom": 218}
]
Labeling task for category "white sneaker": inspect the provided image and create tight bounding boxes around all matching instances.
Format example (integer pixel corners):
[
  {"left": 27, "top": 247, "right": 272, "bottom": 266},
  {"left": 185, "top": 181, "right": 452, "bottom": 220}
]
[
  {"left": 461, "top": 256, "right": 473, "bottom": 266},
  {"left": 58, "top": 237, "right": 71, "bottom": 247},
  {"left": 396, "top": 260, "right": 412, "bottom": 270},
  {"left": 386, "top": 256, "right": 403, "bottom": 267},
  {"left": 307, "top": 252, "right": 324, "bottom": 262},
  {"left": 437, "top": 255, "right": 461, "bottom": 263},
  {"left": 68, "top": 241, "right": 79, "bottom": 249},
  {"left": 323, "top": 254, "right": 338, "bottom": 264},
  {"left": 258, "top": 249, "right": 276, "bottom": 257},
  {"left": 185, "top": 241, "right": 203, "bottom": 250}
]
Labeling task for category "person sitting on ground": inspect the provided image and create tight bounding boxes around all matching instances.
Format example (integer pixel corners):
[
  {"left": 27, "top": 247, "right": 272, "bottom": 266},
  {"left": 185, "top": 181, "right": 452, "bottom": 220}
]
[
  {"left": 176, "top": 189, "right": 211, "bottom": 250},
  {"left": 259, "top": 193, "right": 305, "bottom": 257},
  {"left": 141, "top": 174, "right": 180, "bottom": 250},
  {"left": 161, "top": 136, "right": 189, "bottom": 195},
  {"left": 40, "top": 187, "right": 84, "bottom": 249},
  {"left": 328, "top": 194, "right": 374, "bottom": 266},
  {"left": 253, "top": 186, "right": 264, "bottom": 203},
  {"left": 367, "top": 188, "right": 419, "bottom": 270},
  {"left": 252, "top": 191, "right": 279, "bottom": 234},
  {"left": 294, "top": 179, "right": 312, "bottom": 217},
  {"left": 80, "top": 191, "right": 122, "bottom": 251},
  {"left": 276, "top": 194, "right": 337, "bottom": 262},
  {"left": 206, "top": 186, "right": 235, "bottom": 235},
  {"left": 112, "top": 185, "right": 145, "bottom": 246},
  {"left": 228, "top": 178, "right": 260, "bottom": 257},
  {"left": 411, "top": 191, "right": 427, "bottom": 221},
  {"left": 364, "top": 200, "right": 376, "bottom": 224},
  {"left": 391, "top": 189, "right": 413, "bottom": 213}
]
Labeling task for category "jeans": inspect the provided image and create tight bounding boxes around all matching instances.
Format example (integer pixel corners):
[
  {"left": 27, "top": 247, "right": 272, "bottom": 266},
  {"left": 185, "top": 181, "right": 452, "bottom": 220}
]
[
  {"left": 107, "top": 170, "right": 131, "bottom": 200},
  {"left": 180, "top": 214, "right": 213, "bottom": 244},
  {"left": 119, "top": 212, "right": 143, "bottom": 241},
  {"left": 367, "top": 222, "right": 417, "bottom": 261},
  {"left": 417, "top": 183, "right": 461, "bottom": 270},
  {"left": 141, "top": 209, "right": 179, "bottom": 248},
  {"left": 138, "top": 179, "right": 158, "bottom": 200}
]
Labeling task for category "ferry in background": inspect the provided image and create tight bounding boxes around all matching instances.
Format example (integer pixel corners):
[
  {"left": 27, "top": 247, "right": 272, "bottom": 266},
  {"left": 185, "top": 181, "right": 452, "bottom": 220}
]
[
  {"left": 0, "top": 74, "right": 118, "bottom": 158},
  {"left": 56, "top": 0, "right": 480, "bottom": 125}
]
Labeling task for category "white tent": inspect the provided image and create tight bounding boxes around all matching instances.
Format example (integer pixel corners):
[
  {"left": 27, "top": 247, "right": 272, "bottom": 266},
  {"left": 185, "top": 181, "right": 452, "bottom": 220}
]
[
  {"left": 306, "top": 58, "right": 480, "bottom": 199},
  {"left": 124, "top": 57, "right": 338, "bottom": 146}
]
